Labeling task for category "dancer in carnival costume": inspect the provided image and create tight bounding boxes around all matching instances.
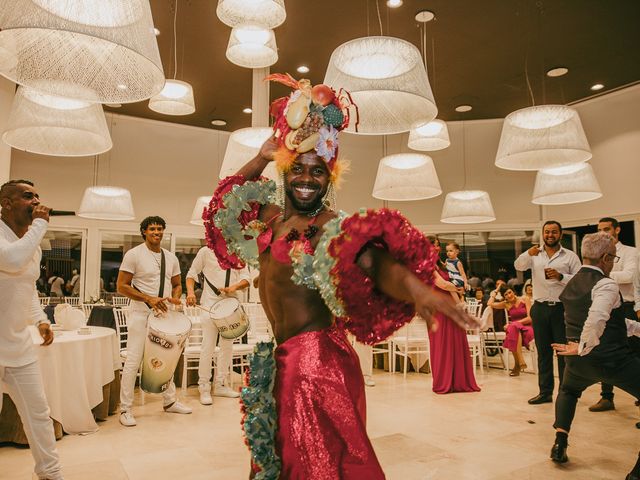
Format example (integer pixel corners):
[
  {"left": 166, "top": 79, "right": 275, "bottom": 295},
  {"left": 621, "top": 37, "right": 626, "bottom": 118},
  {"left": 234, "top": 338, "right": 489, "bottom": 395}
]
[{"left": 204, "top": 74, "right": 477, "bottom": 479}]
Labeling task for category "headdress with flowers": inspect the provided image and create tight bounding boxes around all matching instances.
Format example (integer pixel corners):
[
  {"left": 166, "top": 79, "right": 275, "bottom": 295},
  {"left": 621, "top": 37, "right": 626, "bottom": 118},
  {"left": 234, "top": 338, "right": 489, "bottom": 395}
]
[{"left": 266, "top": 73, "right": 357, "bottom": 186}]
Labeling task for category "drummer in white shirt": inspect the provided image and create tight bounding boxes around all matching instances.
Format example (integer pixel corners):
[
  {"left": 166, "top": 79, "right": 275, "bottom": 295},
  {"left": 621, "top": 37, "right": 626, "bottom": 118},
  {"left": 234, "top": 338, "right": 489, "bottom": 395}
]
[
  {"left": 185, "top": 246, "right": 250, "bottom": 405},
  {"left": 116, "top": 216, "right": 192, "bottom": 427}
]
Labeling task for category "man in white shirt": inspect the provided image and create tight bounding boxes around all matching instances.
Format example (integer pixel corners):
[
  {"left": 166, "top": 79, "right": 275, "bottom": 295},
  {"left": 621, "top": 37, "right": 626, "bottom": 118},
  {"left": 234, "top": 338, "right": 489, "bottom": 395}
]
[
  {"left": 0, "top": 180, "right": 63, "bottom": 480},
  {"left": 67, "top": 269, "right": 80, "bottom": 296},
  {"left": 550, "top": 232, "right": 640, "bottom": 479},
  {"left": 185, "top": 246, "right": 250, "bottom": 404},
  {"left": 590, "top": 217, "right": 639, "bottom": 412},
  {"left": 47, "top": 272, "right": 64, "bottom": 297},
  {"left": 514, "top": 220, "right": 582, "bottom": 405},
  {"left": 116, "top": 216, "right": 192, "bottom": 427}
]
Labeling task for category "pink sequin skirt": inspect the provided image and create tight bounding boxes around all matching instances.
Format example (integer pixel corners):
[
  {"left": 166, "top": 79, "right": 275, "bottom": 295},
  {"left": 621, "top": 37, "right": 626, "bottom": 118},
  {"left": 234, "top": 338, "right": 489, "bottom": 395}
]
[{"left": 274, "top": 326, "right": 385, "bottom": 480}]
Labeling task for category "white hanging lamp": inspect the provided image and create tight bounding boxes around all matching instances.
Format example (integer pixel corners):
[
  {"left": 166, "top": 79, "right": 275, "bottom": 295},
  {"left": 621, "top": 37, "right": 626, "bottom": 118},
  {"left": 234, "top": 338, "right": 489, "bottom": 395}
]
[
  {"left": 440, "top": 190, "right": 496, "bottom": 224},
  {"left": 439, "top": 232, "right": 487, "bottom": 247},
  {"left": 372, "top": 153, "right": 441, "bottom": 201},
  {"left": 324, "top": 36, "right": 437, "bottom": 135},
  {"left": 149, "top": 79, "right": 195, "bottom": 115},
  {"left": 0, "top": 0, "right": 164, "bottom": 103},
  {"left": 190, "top": 196, "right": 211, "bottom": 225},
  {"left": 219, "top": 127, "right": 277, "bottom": 179},
  {"left": 78, "top": 186, "right": 135, "bottom": 221},
  {"left": 216, "top": 0, "right": 286, "bottom": 29},
  {"left": 226, "top": 26, "right": 278, "bottom": 69},
  {"left": 495, "top": 105, "right": 592, "bottom": 171},
  {"left": 488, "top": 231, "right": 528, "bottom": 241},
  {"left": 408, "top": 119, "right": 450, "bottom": 151},
  {"left": 532, "top": 162, "right": 602, "bottom": 205},
  {"left": 3, "top": 86, "right": 112, "bottom": 157}
]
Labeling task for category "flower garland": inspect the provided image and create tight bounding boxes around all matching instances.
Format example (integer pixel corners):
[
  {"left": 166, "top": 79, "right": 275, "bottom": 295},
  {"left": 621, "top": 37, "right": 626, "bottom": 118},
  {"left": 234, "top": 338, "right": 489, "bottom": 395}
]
[{"left": 240, "top": 341, "right": 280, "bottom": 480}]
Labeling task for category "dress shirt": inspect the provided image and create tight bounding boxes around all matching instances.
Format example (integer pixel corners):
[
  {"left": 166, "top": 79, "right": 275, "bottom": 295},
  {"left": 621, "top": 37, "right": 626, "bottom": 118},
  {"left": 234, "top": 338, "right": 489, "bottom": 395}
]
[
  {"left": 578, "top": 265, "right": 640, "bottom": 355},
  {"left": 0, "top": 218, "right": 49, "bottom": 367},
  {"left": 514, "top": 246, "right": 581, "bottom": 302},
  {"left": 609, "top": 242, "right": 638, "bottom": 302},
  {"left": 186, "top": 247, "right": 250, "bottom": 307},
  {"left": 632, "top": 256, "right": 640, "bottom": 314}
]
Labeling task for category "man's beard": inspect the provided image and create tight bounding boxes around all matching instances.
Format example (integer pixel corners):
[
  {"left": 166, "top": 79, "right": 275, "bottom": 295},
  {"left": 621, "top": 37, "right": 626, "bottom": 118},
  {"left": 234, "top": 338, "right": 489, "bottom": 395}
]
[
  {"left": 285, "top": 184, "right": 327, "bottom": 213},
  {"left": 544, "top": 237, "right": 560, "bottom": 248}
]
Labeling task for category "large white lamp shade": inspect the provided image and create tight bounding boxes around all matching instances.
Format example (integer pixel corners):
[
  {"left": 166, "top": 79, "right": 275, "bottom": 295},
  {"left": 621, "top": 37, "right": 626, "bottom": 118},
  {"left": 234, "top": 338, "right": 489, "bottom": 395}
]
[
  {"left": 78, "top": 186, "right": 135, "bottom": 220},
  {"left": 149, "top": 80, "right": 196, "bottom": 115},
  {"left": 0, "top": 0, "right": 164, "bottom": 103},
  {"left": 324, "top": 36, "right": 437, "bottom": 135},
  {"left": 488, "top": 231, "right": 528, "bottom": 241},
  {"left": 532, "top": 163, "right": 602, "bottom": 205},
  {"left": 439, "top": 232, "right": 487, "bottom": 247},
  {"left": 220, "top": 127, "right": 277, "bottom": 179},
  {"left": 3, "top": 86, "right": 112, "bottom": 157},
  {"left": 190, "top": 196, "right": 211, "bottom": 225},
  {"left": 495, "top": 105, "right": 592, "bottom": 171},
  {"left": 226, "top": 26, "right": 278, "bottom": 69},
  {"left": 440, "top": 190, "right": 496, "bottom": 224},
  {"left": 372, "top": 153, "right": 441, "bottom": 201},
  {"left": 408, "top": 119, "right": 450, "bottom": 151},
  {"left": 216, "top": 0, "right": 286, "bottom": 29}
]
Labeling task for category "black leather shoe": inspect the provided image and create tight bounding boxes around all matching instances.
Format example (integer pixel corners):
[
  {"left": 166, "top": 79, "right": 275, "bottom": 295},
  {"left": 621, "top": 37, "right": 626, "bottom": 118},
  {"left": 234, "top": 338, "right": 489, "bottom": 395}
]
[
  {"left": 636, "top": 422, "right": 640, "bottom": 429},
  {"left": 550, "top": 442, "right": 568, "bottom": 463},
  {"left": 589, "top": 398, "right": 615, "bottom": 412},
  {"left": 626, "top": 471, "right": 640, "bottom": 480},
  {"left": 528, "top": 394, "right": 553, "bottom": 405}
]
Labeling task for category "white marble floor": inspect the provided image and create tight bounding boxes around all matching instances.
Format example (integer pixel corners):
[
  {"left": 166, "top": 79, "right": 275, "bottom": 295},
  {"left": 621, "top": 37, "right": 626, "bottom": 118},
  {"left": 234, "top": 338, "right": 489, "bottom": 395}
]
[{"left": 1, "top": 369, "right": 638, "bottom": 480}]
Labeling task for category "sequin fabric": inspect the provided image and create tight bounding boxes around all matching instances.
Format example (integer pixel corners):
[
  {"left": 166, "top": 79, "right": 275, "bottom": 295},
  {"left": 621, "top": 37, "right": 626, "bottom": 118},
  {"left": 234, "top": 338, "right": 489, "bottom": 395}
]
[{"left": 274, "top": 325, "right": 385, "bottom": 479}]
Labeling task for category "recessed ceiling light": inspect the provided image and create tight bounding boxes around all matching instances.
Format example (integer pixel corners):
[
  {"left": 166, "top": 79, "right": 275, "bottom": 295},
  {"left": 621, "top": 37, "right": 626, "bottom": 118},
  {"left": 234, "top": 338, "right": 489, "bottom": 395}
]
[
  {"left": 386, "top": 0, "right": 402, "bottom": 8},
  {"left": 455, "top": 104, "right": 472, "bottom": 113},
  {"left": 415, "top": 10, "right": 435, "bottom": 22},
  {"left": 590, "top": 83, "right": 604, "bottom": 91},
  {"left": 243, "top": 107, "right": 252, "bottom": 114},
  {"left": 153, "top": 27, "right": 160, "bottom": 36},
  {"left": 105, "top": 103, "right": 122, "bottom": 108},
  {"left": 546, "top": 67, "right": 568, "bottom": 77},
  {"left": 211, "top": 119, "right": 227, "bottom": 126},
  {"left": 296, "top": 65, "right": 309, "bottom": 74}
]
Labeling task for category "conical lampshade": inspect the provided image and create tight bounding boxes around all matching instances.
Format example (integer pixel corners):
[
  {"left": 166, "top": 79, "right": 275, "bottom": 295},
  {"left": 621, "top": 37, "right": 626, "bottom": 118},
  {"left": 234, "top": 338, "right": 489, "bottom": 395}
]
[
  {"left": 440, "top": 190, "right": 496, "bottom": 224},
  {"left": 226, "top": 26, "right": 278, "bottom": 69},
  {"left": 220, "top": 127, "right": 277, "bottom": 179},
  {"left": 3, "top": 86, "right": 112, "bottom": 157},
  {"left": 488, "top": 231, "right": 528, "bottom": 241},
  {"left": 0, "top": 0, "right": 164, "bottom": 103},
  {"left": 495, "top": 105, "right": 592, "bottom": 171},
  {"left": 190, "top": 196, "right": 211, "bottom": 226},
  {"left": 439, "top": 232, "right": 487, "bottom": 247},
  {"left": 216, "top": 0, "right": 286, "bottom": 29},
  {"left": 324, "top": 36, "right": 437, "bottom": 135},
  {"left": 372, "top": 153, "right": 441, "bottom": 201},
  {"left": 149, "top": 80, "right": 195, "bottom": 115},
  {"left": 408, "top": 119, "right": 450, "bottom": 151},
  {"left": 532, "top": 163, "right": 602, "bottom": 205},
  {"left": 78, "top": 186, "right": 135, "bottom": 220}
]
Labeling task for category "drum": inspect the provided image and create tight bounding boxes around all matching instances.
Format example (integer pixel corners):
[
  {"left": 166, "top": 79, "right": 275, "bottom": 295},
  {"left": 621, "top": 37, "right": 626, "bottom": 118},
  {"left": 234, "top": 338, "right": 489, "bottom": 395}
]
[
  {"left": 209, "top": 297, "right": 249, "bottom": 340},
  {"left": 140, "top": 310, "right": 192, "bottom": 394}
]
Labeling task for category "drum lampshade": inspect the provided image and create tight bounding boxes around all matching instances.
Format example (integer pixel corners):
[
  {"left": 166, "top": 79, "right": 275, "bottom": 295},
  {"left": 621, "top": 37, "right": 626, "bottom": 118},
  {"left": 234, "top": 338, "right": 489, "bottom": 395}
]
[
  {"left": 408, "top": 119, "right": 450, "bottom": 151},
  {"left": 372, "top": 153, "right": 441, "bottom": 201},
  {"left": 190, "top": 196, "right": 211, "bottom": 225},
  {"left": 324, "top": 36, "right": 437, "bottom": 135},
  {"left": 3, "top": 86, "right": 112, "bottom": 157},
  {"left": 439, "top": 232, "right": 487, "bottom": 247},
  {"left": 219, "top": 127, "right": 277, "bottom": 179},
  {"left": 440, "top": 190, "right": 496, "bottom": 224},
  {"left": 148, "top": 79, "right": 195, "bottom": 116},
  {"left": 488, "top": 231, "right": 528, "bottom": 241},
  {"left": 225, "top": 26, "right": 278, "bottom": 69},
  {"left": 532, "top": 162, "right": 602, "bottom": 205},
  {"left": 77, "top": 186, "right": 135, "bottom": 221},
  {"left": 216, "top": 0, "right": 286, "bottom": 29},
  {"left": 0, "top": 0, "right": 164, "bottom": 103}
]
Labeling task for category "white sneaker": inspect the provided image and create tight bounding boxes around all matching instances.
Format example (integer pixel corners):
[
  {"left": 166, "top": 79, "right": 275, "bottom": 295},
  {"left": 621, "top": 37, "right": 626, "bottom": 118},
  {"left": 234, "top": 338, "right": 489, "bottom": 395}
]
[
  {"left": 164, "top": 401, "right": 192, "bottom": 414},
  {"left": 119, "top": 410, "right": 137, "bottom": 427},
  {"left": 213, "top": 384, "right": 240, "bottom": 398},
  {"left": 198, "top": 384, "right": 213, "bottom": 405},
  {"left": 364, "top": 376, "right": 376, "bottom": 387}
]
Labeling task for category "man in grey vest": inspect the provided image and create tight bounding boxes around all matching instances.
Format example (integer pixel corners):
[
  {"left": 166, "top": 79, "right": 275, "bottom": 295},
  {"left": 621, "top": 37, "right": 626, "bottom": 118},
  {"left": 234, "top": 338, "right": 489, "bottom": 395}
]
[{"left": 550, "top": 232, "right": 640, "bottom": 480}]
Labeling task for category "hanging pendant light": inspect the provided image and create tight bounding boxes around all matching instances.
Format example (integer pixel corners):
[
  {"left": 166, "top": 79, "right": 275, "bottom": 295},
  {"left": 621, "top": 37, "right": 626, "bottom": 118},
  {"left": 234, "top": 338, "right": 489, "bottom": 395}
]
[
  {"left": 190, "top": 196, "right": 211, "bottom": 225},
  {"left": 149, "top": 79, "right": 195, "bottom": 115},
  {"left": 408, "top": 119, "right": 450, "bottom": 151},
  {"left": 532, "top": 163, "right": 602, "bottom": 205},
  {"left": 226, "top": 26, "right": 278, "bottom": 69},
  {"left": 217, "top": 0, "right": 286, "bottom": 29},
  {"left": 3, "top": 86, "right": 112, "bottom": 157},
  {"left": 441, "top": 190, "right": 496, "bottom": 224},
  {"left": 324, "top": 36, "right": 437, "bottom": 135},
  {"left": 0, "top": 0, "right": 164, "bottom": 103},
  {"left": 219, "top": 127, "right": 277, "bottom": 179},
  {"left": 78, "top": 186, "right": 135, "bottom": 221},
  {"left": 488, "top": 231, "right": 528, "bottom": 241},
  {"left": 495, "top": 105, "right": 592, "bottom": 171},
  {"left": 439, "top": 232, "right": 487, "bottom": 247},
  {"left": 372, "top": 153, "right": 441, "bottom": 201}
]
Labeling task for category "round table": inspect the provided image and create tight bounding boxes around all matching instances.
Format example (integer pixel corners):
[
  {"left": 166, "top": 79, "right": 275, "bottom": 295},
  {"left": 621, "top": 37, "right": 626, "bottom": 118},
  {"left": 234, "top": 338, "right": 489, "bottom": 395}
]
[{"left": 87, "top": 305, "right": 116, "bottom": 330}]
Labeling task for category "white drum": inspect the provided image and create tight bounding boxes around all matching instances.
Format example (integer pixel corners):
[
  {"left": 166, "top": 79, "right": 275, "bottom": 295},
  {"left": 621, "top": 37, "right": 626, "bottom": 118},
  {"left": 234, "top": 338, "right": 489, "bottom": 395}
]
[
  {"left": 209, "top": 297, "right": 249, "bottom": 340},
  {"left": 140, "top": 310, "right": 192, "bottom": 394}
]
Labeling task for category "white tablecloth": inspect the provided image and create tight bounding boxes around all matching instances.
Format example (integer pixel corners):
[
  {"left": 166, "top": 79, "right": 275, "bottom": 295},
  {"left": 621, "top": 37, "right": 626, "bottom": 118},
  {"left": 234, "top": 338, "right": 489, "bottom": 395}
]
[{"left": 30, "top": 326, "right": 120, "bottom": 435}]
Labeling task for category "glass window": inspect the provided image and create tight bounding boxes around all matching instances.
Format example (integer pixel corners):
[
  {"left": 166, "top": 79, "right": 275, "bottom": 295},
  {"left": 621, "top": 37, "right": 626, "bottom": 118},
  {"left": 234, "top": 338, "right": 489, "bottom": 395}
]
[
  {"left": 40, "top": 230, "right": 84, "bottom": 298},
  {"left": 174, "top": 237, "right": 207, "bottom": 293}
]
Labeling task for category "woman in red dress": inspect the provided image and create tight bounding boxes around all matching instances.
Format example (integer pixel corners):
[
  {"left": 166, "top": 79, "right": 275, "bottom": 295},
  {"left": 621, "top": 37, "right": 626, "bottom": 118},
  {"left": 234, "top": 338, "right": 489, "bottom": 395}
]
[{"left": 426, "top": 236, "right": 481, "bottom": 394}]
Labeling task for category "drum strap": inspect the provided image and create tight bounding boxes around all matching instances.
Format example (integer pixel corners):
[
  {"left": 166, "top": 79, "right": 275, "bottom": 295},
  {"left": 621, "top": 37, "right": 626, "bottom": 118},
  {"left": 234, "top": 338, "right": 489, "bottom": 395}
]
[{"left": 132, "top": 250, "right": 166, "bottom": 308}]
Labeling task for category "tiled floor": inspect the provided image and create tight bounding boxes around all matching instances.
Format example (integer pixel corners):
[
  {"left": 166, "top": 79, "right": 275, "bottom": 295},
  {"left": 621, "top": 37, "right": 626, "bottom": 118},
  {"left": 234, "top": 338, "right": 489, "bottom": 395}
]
[{"left": 1, "top": 368, "right": 638, "bottom": 479}]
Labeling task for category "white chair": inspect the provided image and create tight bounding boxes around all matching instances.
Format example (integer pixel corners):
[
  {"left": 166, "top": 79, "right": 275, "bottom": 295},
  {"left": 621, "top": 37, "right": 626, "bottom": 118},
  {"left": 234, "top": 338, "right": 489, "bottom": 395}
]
[
  {"left": 242, "top": 302, "right": 273, "bottom": 344},
  {"left": 63, "top": 296, "right": 80, "bottom": 307},
  {"left": 114, "top": 307, "right": 144, "bottom": 404},
  {"left": 39, "top": 296, "right": 50, "bottom": 307},
  {"left": 230, "top": 340, "right": 253, "bottom": 388},
  {"left": 481, "top": 307, "right": 508, "bottom": 370},
  {"left": 465, "top": 302, "right": 484, "bottom": 374},
  {"left": 112, "top": 296, "right": 130, "bottom": 307},
  {"left": 181, "top": 312, "right": 211, "bottom": 395},
  {"left": 81, "top": 303, "right": 95, "bottom": 319},
  {"left": 391, "top": 317, "right": 430, "bottom": 378}
]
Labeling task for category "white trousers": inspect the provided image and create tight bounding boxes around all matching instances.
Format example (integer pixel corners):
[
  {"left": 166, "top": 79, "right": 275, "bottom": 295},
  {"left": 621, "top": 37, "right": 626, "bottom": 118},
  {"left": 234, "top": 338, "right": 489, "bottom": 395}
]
[
  {"left": 0, "top": 361, "right": 63, "bottom": 480},
  {"left": 352, "top": 341, "right": 373, "bottom": 377},
  {"left": 120, "top": 311, "right": 176, "bottom": 411},
  {"left": 198, "top": 314, "right": 233, "bottom": 387}
]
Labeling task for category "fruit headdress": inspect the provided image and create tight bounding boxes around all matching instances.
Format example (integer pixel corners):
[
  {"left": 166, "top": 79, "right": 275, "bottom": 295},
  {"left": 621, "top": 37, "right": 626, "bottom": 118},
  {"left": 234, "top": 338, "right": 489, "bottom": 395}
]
[{"left": 266, "top": 73, "right": 357, "bottom": 186}]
